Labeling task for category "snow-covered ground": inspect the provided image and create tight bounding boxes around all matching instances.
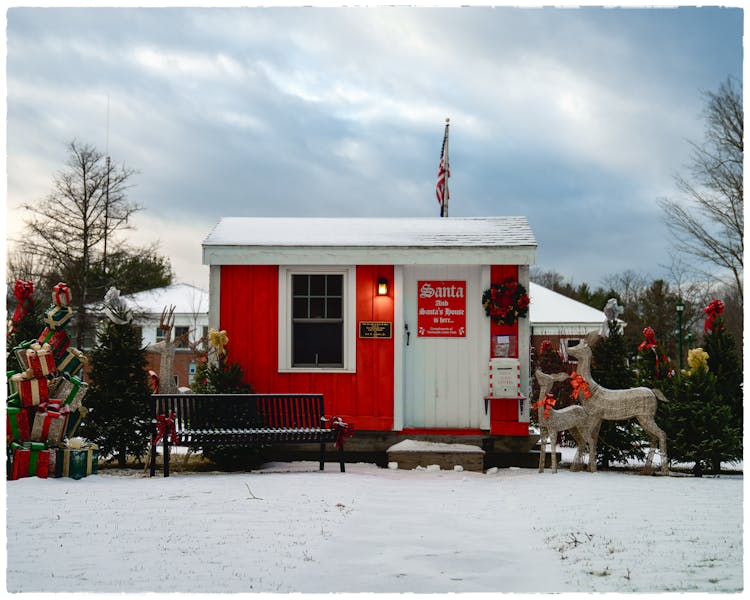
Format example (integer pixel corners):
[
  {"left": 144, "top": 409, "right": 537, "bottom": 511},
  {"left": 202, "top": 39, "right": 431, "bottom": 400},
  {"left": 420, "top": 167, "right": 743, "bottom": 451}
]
[{"left": 6, "top": 448, "right": 743, "bottom": 595}]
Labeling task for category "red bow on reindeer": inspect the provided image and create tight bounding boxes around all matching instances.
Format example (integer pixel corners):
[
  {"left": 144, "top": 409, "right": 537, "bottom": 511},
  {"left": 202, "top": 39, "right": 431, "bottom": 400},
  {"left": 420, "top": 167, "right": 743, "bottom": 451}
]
[
  {"left": 532, "top": 393, "right": 556, "bottom": 419},
  {"left": 569, "top": 372, "right": 591, "bottom": 400},
  {"left": 152, "top": 411, "right": 179, "bottom": 447},
  {"left": 703, "top": 299, "right": 725, "bottom": 333}
]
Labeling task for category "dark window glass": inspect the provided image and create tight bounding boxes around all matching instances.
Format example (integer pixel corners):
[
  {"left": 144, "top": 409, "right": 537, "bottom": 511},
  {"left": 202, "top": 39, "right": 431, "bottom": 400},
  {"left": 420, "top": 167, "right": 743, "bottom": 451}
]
[{"left": 291, "top": 273, "right": 345, "bottom": 367}]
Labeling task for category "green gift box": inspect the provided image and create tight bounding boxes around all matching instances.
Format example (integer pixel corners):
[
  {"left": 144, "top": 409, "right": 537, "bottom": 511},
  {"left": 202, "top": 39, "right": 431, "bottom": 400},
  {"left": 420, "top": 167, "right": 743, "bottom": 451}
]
[
  {"left": 56, "top": 347, "right": 88, "bottom": 377},
  {"left": 12, "top": 340, "right": 34, "bottom": 371},
  {"left": 43, "top": 305, "right": 73, "bottom": 330},
  {"left": 55, "top": 444, "right": 99, "bottom": 479},
  {"left": 65, "top": 405, "right": 88, "bottom": 439}
]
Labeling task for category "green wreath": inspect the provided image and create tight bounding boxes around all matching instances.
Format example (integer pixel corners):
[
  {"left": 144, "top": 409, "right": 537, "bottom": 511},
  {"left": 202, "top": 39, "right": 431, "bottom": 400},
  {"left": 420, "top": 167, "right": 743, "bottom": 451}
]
[{"left": 482, "top": 278, "right": 530, "bottom": 325}]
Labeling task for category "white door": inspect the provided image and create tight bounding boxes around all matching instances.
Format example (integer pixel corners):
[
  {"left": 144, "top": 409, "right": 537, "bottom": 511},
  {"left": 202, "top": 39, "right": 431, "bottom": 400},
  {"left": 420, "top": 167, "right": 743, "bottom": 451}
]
[{"left": 402, "top": 265, "right": 488, "bottom": 429}]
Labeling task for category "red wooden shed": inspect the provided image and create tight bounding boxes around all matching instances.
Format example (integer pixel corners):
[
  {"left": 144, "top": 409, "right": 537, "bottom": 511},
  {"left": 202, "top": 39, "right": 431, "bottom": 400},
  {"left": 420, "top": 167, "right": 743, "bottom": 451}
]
[{"left": 202, "top": 216, "right": 537, "bottom": 443}]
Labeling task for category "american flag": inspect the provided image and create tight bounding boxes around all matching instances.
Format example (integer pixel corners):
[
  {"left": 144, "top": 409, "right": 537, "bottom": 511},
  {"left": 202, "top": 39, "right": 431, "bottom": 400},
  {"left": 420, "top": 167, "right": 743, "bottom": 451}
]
[{"left": 436, "top": 120, "right": 450, "bottom": 216}]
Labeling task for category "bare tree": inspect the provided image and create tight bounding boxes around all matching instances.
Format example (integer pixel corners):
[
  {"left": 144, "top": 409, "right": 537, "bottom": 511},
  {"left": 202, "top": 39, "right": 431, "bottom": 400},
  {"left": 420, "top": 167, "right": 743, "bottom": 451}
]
[
  {"left": 18, "top": 140, "right": 140, "bottom": 346},
  {"left": 658, "top": 77, "right": 743, "bottom": 299}
]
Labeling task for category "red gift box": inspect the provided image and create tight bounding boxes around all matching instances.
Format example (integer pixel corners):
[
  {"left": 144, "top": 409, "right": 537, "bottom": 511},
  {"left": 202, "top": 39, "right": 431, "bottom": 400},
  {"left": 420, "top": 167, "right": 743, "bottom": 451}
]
[
  {"left": 11, "top": 372, "right": 50, "bottom": 407},
  {"left": 52, "top": 282, "right": 72, "bottom": 307},
  {"left": 10, "top": 442, "right": 50, "bottom": 479},
  {"left": 31, "top": 402, "right": 70, "bottom": 445},
  {"left": 7, "top": 406, "right": 31, "bottom": 443},
  {"left": 37, "top": 328, "right": 71, "bottom": 360},
  {"left": 26, "top": 343, "right": 56, "bottom": 377}
]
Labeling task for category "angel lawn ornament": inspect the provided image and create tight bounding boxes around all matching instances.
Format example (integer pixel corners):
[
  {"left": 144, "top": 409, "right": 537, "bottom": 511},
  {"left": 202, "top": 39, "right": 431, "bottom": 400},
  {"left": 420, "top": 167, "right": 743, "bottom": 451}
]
[
  {"left": 567, "top": 333, "right": 669, "bottom": 475},
  {"left": 103, "top": 287, "right": 133, "bottom": 325},
  {"left": 600, "top": 298, "right": 624, "bottom": 337}
]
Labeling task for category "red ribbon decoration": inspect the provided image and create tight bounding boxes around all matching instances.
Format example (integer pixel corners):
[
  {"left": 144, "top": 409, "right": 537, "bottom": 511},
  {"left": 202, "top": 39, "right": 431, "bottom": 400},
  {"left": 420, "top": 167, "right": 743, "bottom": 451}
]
[
  {"left": 703, "top": 299, "right": 725, "bottom": 333},
  {"left": 638, "top": 327, "right": 657, "bottom": 352},
  {"left": 540, "top": 340, "right": 553, "bottom": 353},
  {"left": 329, "top": 416, "right": 354, "bottom": 449},
  {"left": 152, "top": 411, "right": 179, "bottom": 447},
  {"left": 569, "top": 372, "right": 591, "bottom": 400},
  {"left": 12, "top": 280, "right": 35, "bottom": 326},
  {"left": 148, "top": 370, "right": 160, "bottom": 394},
  {"left": 532, "top": 393, "right": 556, "bottom": 419}
]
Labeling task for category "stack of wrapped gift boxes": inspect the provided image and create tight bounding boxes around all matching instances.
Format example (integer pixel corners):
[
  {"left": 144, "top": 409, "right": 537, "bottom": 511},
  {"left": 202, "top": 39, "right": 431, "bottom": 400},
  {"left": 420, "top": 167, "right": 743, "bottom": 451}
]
[{"left": 6, "top": 282, "right": 98, "bottom": 480}]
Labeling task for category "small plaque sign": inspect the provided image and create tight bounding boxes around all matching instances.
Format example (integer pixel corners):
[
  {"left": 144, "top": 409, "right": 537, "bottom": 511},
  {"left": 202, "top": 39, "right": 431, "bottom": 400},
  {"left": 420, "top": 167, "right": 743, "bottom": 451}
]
[{"left": 359, "top": 321, "right": 392, "bottom": 339}]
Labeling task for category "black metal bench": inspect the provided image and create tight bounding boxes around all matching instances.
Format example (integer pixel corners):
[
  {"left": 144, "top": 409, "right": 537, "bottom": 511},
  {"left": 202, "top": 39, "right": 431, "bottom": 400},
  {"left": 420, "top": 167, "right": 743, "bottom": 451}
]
[{"left": 149, "top": 393, "right": 347, "bottom": 477}]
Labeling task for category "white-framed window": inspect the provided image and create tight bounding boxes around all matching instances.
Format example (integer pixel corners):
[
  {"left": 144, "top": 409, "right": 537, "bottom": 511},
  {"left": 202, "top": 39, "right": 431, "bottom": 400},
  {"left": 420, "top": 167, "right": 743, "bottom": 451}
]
[
  {"left": 560, "top": 337, "right": 582, "bottom": 362},
  {"left": 278, "top": 266, "right": 357, "bottom": 373}
]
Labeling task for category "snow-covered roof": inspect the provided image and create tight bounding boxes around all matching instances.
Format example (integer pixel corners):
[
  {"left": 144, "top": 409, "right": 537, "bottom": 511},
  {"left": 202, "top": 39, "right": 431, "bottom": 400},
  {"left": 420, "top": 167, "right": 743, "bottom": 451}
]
[
  {"left": 528, "top": 282, "right": 606, "bottom": 335},
  {"left": 203, "top": 217, "right": 537, "bottom": 266},
  {"left": 119, "top": 283, "right": 208, "bottom": 316}
]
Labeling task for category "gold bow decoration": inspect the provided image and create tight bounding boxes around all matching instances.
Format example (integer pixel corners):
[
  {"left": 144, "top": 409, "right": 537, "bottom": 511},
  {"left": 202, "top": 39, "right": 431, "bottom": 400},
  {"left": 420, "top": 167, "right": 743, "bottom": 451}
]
[{"left": 208, "top": 329, "right": 229, "bottom": 356}]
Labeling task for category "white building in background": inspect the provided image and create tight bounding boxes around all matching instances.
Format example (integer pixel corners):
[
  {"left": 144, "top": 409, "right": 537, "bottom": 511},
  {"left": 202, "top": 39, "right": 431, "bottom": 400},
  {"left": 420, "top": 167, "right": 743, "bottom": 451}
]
[
  {"left": 528, "top": 282, "right": 611, "bottom": 360},
  {"left": 119, "top": 283, "right": 209, "bottom": 347}
]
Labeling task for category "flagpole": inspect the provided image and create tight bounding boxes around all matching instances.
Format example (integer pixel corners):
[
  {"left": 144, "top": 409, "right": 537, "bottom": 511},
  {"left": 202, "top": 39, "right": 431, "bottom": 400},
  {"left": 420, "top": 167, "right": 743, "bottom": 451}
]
[{"left": 443, "top": 117, "right": 449, "bottom": 217}]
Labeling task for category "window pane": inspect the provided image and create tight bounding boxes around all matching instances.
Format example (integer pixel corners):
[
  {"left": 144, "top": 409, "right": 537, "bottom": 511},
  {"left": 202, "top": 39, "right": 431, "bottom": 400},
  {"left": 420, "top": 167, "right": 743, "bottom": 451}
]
[
  {"left": 309, "top": 298, "right": 325, "bottom": 318},
  {"left": 327, "top": 275, "right": 343, "bottom": 296},
  {"left": 327, "top": 297, "right": 342, "bottom": 318},
  {"left": 293, "top": 297, "right": 308, "bottom": 318},
  {"left": 309, "top": 275, "right": 325, "bottom": 296},
  {"left": 292, "top": 322, "right": 343, "bottom": 366},
  {"left": 293, "top": 274, "right": 308, "bottom": 296}
]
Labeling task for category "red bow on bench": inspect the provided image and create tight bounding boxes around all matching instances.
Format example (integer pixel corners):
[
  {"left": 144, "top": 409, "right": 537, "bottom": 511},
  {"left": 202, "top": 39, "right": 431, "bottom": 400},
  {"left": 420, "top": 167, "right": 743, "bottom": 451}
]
[
  {"left": 328, "top": 416, "right": 354, "bottom": 449},
  {"left": 152, "top": 411, "right": 179, "bottom": 447}
]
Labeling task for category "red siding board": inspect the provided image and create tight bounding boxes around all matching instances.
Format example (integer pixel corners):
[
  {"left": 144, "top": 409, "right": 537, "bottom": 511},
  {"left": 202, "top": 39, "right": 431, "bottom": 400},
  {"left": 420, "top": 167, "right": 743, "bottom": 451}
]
[{"left": 220, "top": 265, "right": 394, "bottom": 431}]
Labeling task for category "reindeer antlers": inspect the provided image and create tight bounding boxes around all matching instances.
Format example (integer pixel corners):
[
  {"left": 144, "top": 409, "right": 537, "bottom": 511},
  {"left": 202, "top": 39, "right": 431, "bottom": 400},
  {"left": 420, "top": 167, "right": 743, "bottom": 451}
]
[{"left": 159, "top": 305, "right": 176, "bottom": 331}]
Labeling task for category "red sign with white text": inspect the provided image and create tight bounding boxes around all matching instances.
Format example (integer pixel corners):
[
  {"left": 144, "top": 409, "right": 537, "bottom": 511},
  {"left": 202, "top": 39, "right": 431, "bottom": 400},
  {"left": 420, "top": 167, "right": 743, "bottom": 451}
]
[{"left": 417, "top": 280, "right": 466, "bottom": 337}]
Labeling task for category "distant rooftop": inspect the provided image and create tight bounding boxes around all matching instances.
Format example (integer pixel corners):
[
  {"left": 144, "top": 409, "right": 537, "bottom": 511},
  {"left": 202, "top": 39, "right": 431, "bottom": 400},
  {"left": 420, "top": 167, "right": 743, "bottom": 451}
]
[
  {"left": 528, "top": 282, "right": 608, "bottom": 335},
  {"left": 120, "top": 283, "right": 208, "bottom": 315}
]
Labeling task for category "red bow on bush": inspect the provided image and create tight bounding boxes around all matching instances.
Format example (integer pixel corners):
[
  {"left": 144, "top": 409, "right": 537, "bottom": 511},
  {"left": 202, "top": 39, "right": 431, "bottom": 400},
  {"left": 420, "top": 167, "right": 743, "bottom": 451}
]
[
  {"left": 532, "top": 393, "right": 556, "bottom": 419},
  {"left": 704, "top": 299, "right": 725, "bottom": 333},
  {"left": 638, "top": 327, "right": 657, "bottom": 351},
  {"left": 12, "top": 279, "right": 35, "bottom": 325}
]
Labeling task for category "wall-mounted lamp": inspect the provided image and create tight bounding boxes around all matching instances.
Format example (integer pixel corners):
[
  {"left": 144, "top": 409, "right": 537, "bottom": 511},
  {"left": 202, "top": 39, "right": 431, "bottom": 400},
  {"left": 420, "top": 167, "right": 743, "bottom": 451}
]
[{"left": 377, "top": 277, "right": 388, "bottom": 296}]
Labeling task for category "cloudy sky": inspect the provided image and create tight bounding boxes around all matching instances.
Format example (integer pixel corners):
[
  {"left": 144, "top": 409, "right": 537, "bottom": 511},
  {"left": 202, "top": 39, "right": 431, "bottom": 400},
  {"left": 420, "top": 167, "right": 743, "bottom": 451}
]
[{"left": 5, "top": 5, "right": 743, "bottom": 291}]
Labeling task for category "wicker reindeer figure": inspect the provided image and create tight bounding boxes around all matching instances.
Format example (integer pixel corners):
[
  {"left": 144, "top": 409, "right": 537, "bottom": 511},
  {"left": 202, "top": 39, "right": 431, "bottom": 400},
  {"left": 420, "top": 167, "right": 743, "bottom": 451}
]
[
  {"left": 147, "top": 305, "right": 187, "bottom": 395},
  {"left": 567, "top": 333, "right": 669, "bottom": 475},
  {"left": 534, "top": 370, "right": 596, "bottom": 474}
]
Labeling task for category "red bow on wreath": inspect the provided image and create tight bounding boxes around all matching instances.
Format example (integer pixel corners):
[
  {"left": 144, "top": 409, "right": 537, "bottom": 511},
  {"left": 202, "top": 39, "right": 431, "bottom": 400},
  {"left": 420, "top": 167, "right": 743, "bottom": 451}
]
[
  {"left": 152, "top": 411, "right": 179, "bottom": 447},
  {"left": 328, "top": 416, "right": 355, "bottom": 449},
  {"left": 532, "top": 393, "right": 556, "bottom": 419},
  {"left": 569, "top": 372, "right": 591, "bottom": 400},
  {"left": 12, "top": 279, "right": 35, "bottom": 325},
  {"left": 703, "top": 299, "right": 725, "bottom": 333}
]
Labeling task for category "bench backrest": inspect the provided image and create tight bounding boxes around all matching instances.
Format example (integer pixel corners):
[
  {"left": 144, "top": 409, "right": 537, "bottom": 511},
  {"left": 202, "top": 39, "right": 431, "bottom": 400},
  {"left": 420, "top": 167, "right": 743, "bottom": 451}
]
[{"left": 151, "top": 393, "right": 326, "bottom": 431}]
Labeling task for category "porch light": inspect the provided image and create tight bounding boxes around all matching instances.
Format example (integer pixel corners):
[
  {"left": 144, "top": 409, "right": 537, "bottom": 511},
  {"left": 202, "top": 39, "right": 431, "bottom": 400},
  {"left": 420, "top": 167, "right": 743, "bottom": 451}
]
[{"left": 377, "top": 278, "right": 388, "bottom": 296}]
